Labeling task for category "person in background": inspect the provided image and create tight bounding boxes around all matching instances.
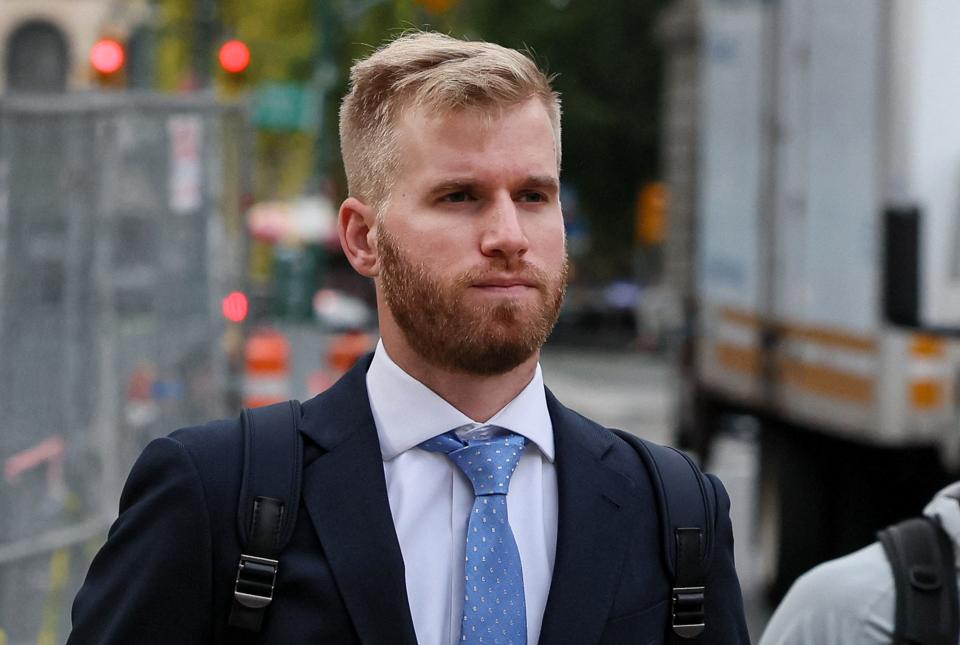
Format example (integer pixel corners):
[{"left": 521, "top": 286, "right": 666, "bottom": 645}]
[{"left": 760, "top": 482, "right": 960, "bottom": 645}]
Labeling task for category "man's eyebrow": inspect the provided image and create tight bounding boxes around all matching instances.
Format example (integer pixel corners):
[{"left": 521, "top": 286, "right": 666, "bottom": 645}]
[
  {"left": 523, "top": 175, "right": 560, "bottom": 192},
  {"left": 426, "top": 175, "right": 560, "bottom": 196},
  {"left": 428, "top": 179, "right": 479, "bottom": 195}
]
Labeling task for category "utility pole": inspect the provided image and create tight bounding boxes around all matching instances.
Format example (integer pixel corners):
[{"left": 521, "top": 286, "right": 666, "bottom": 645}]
[
  {"left": 309, "top": 0, "right": 341, "bottom": 190},
  {"left": 194, "top": 0, "right": 219, "bottom": 88}
]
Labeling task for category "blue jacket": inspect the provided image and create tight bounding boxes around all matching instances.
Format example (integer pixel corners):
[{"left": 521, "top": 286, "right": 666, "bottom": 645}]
[{"left": 68, "top": 357, "right": 749, "bottom": 644}]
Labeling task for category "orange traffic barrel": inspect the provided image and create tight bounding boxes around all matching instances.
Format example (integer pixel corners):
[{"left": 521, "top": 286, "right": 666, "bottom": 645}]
[
  {"left": 328, "top": 330, "right": 375, "bottom": 374},
  {"left": 243, "top": 328, "right": 291, "bottom": 408},
  {"left": 307, "top": 331, "right": 376, "bottom": 394},
  {"left": 307, "top": 331, "right": 374, "bottom": 396}
]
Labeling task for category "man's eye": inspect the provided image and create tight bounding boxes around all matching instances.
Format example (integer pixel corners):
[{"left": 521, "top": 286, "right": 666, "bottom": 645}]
[
  {"left": 519, "top": 192, "right": 547, "bottom": 203},
  {"left": 441, "top": 191, "right": 472, "bottom": 203}
]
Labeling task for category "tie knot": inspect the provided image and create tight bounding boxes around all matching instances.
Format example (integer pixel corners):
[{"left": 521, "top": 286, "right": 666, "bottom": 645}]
[{"left": 421, "top": 429, "right": 527, "bottom": 496}]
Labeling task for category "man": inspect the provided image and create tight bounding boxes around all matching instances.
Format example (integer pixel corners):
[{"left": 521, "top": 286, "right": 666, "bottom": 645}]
[
  {"left": 760, "top": 482, "right": 960, "bottom": 645},
  {"left": 69, "top": 32, "right": 748, "bottom": 644}
]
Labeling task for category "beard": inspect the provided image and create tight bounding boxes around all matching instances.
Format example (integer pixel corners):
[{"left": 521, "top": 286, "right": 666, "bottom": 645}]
[{"left": 377, "top": 227, "right": 568, "bottom": 376}]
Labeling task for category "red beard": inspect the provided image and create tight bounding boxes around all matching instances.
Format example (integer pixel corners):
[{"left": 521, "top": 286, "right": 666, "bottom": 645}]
[{"left": 378, "top": 227, "right": 567, "bottom": 376}]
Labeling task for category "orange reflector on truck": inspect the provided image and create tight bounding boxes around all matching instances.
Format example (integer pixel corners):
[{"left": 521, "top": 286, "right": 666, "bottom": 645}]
[
  {"left": 910, "top": 335, "right": 946, "bottom": 358},
  {"left": 910, "top": 380, "right": 944, "bottom": 410}
]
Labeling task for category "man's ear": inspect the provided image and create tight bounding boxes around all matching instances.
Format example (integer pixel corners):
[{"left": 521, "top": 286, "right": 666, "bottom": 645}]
[{"left": 339, "top": 196, "right": 379, "bottom": 277}]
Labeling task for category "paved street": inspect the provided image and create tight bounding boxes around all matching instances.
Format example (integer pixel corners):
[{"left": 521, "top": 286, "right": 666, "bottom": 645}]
[{"left": 541, "top": 347, "right": 675, "bottom": 445}]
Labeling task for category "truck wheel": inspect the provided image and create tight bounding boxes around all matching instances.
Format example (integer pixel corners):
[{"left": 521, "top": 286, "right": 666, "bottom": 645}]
[
  {"left": 759, "top": 424, "right": 955, "bottom": 603},
  {"left": 758, "top": 425, "right": 833, "bottom": 603}
]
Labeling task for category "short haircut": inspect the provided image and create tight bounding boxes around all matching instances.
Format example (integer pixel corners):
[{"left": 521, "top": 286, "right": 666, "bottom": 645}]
[{"left": 339, "top": 31, "right": 561, "bottom": 210}]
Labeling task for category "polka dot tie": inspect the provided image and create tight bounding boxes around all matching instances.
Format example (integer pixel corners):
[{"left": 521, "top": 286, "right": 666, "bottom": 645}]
[{"left": 421, "top": 428, "right": 528, "bottom": 645}]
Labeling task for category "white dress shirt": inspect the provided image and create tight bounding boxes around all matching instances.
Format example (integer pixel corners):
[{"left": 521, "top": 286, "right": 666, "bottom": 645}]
[
  {"left": 366, "top": 340, "right": 558, "bottom": 645},
  {"left": 760, "top": 482, "right": 960, "bottom": 645}
]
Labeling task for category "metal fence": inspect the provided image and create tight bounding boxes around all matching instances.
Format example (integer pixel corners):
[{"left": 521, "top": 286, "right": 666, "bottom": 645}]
[{"left": 0, "top": 92, "right": 248, "bottom": 644}]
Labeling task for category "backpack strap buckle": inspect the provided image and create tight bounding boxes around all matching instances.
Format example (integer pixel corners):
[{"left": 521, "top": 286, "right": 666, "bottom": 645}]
[
  {"left": 671, "top": 585, "right": 705, "bottom": 638},
  {"left": 234, "top": 554, "right": 279, "bottom": 609},
  {"left": 672, "top": 526, "right": 706, "bottom": 639},
  {"left": 228, "top": 401, "right": 303, "bottom": 632}
]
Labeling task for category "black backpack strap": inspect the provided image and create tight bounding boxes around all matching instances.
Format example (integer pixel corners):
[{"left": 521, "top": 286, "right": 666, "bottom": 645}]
[
  {"left": 228, "top": 400, "right": 304, "bottom": 632},
  {"left": 878, "top": 516, "right": 959, "bottom": 645},
  {"left": 613, "top": 429, "right": 714, "bottom": 642}
]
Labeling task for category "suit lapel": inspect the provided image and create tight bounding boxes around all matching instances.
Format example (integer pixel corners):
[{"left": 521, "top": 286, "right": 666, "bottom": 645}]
[
  {"left": 298, "top": 357, "right": 418, "bottom": 645},
  {"left": 538, "top": 390, "right": 645, "bottom": 644}
]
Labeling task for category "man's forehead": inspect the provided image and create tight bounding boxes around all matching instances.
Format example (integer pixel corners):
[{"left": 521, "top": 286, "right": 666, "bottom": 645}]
[
  {"left": 398, "top": 101, "right": 511, "bottom": 134},
  {"left": 394, "top": 99, "right": 559, "bottom": 170}
]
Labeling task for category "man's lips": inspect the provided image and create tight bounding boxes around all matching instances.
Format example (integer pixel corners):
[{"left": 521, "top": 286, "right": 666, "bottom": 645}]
[
  {"left": 469, "top": 278, "right": 540, "bottom": 298},
  {"left": 470, "top": 276, "right": 539, "bottom": 289}
]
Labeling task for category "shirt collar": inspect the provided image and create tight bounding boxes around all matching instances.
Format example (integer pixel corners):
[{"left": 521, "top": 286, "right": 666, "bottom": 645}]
[{"left": 365, "top": 339, "right": 555, "bottom": 463}]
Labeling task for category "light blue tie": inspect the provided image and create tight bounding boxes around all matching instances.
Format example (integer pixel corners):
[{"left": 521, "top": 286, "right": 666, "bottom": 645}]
[{"left": 421, "top": 428, "right": 528, "bottom": 645}]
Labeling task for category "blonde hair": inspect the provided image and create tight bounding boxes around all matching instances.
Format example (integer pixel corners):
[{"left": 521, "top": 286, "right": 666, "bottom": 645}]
[{"left": 339, "top": 31, "right": 561, "bottom": 210}]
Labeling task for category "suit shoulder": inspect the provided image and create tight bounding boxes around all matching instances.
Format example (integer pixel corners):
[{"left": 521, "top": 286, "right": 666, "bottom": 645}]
[
  {"left": 595, "top": 422, "right": 724, "bottom": 513},
  {"left": 163, "top": 416, "right": 244, "bottom": 500},
  {"left": 547, "top": 390, "right": 715, "bottom": 498},
  {"left": 168, "top": 416, "right": 242, "bottom": 460}
]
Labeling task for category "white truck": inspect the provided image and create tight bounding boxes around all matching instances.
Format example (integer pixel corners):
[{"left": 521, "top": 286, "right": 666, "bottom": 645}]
[{"left": 671, "top": 0, "right": 960, "bottom": 597}]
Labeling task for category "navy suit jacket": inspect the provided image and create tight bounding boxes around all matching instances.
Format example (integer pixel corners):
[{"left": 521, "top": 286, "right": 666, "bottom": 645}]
[{"left": 69, "top": 357, "right": 749, "bottom": 644}]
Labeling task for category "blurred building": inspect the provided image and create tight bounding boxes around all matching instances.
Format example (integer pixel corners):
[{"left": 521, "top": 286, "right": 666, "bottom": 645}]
[{"left": 0, "top": 0, "right": 148, "bottom": 93}]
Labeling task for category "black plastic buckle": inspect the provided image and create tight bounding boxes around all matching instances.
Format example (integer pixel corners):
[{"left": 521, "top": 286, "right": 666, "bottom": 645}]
[
  {"left": 234, "top": 554, "right": 279, "bottom": 609},
  {"left": 672, "top": 585, "right": 705, "bottom": 639}
]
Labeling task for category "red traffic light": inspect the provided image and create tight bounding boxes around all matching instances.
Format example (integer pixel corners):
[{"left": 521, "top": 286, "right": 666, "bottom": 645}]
[
  {"left": 219, "top": 40, "right": 251, "bottom": 74},
  {"left": 222, "top": 291, "right": 249, "bottom": 323},
  {"left": 90, "top": 39, "right": 125, "bottom": 74}
]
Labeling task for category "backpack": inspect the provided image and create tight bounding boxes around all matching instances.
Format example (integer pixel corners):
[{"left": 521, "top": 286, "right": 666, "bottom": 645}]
[
  {"left": 878, "top": 516, "right": 960, "bottom": 645},
  {"left": 227, "top": 401, "right": 716, "bottom": 643}
]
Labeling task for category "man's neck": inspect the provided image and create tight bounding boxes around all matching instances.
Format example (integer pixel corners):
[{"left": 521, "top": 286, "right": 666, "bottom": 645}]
[{"left": 381, "top": 337, "right": 540, "bottom": 423}]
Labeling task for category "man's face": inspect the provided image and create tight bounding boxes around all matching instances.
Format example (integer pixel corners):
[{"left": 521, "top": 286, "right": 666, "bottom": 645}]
[{"left": 376, "top": 98, "right": 567, "bottom": 376}]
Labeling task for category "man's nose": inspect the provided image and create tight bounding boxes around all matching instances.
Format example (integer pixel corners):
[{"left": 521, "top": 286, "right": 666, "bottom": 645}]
[{"left": 480, "top": 195, "right": 529, "bottom": 259}]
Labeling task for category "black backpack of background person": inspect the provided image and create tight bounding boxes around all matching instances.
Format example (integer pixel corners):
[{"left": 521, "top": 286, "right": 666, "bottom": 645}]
[
  {"left": 878, "top": 516, "right": 960, "bottom": 645},
  {"left": 226, "top": 401, "right": 716, "bottom": 643}
]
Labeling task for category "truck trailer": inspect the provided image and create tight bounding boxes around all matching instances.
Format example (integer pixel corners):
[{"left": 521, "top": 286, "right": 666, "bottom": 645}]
[{"left": 662, "top": 0, "right": 960, "bottom": 598}]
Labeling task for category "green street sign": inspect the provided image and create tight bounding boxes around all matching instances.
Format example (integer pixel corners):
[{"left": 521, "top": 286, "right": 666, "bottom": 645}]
[{"left": 252, "top": 82, "right": 318, "bottom": 132}]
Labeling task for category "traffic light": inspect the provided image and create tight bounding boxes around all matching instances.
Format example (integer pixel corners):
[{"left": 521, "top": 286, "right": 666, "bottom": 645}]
[
  {"left": 636, "top": 182, "right": 668, "bottom": 245},
  {"left": 415, "top": 0, "right": 457, "bottom": 13},
  {"left": 90, "top": 38, "right": 126, "bottom": 89},
  {"left": 217, "top": 39, "right": 250, "bottom": 96},
  {"left": 219, "top": 40, "right": 250, "bottom": 74},
  {"left": 222, "top": 290, "right": 249, "bottom": 323}
]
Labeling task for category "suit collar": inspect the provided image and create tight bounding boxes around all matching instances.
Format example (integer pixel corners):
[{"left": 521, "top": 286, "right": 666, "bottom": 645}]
[
  {"left": 298, "top": 355, "right": 418, "bottom": 645},
  {"left": 539, "top": 389, "right": 646, "bottom": 644}
]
